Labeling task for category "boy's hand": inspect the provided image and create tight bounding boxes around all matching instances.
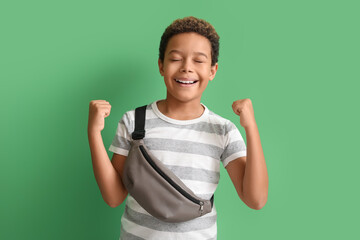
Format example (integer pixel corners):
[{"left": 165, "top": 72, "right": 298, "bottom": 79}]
[
  {"left": 88, "top": 100, "right": 112, "bottom": 133},
  {"left": 232, "top": 99, "right": 256, "bottom": 129}
]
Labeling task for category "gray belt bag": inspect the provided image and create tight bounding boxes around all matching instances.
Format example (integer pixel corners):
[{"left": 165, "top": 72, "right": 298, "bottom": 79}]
[{"left": 121, "top": 105, "right": 214, "bottom": 223}]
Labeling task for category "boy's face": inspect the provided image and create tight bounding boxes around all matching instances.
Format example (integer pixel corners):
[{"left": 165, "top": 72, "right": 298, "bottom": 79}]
[{"left": 158, "top": 32, "right": 218, "bottom": 104}]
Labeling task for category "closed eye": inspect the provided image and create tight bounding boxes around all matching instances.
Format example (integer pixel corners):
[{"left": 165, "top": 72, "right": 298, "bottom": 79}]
[{"left": 170, "top": 59, "right": 203, "bottom": 63}]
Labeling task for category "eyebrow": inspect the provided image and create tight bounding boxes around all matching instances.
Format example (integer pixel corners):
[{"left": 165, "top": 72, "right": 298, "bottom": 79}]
[{"left": 167, "top": 49, "right": 208, "bottom": 58}]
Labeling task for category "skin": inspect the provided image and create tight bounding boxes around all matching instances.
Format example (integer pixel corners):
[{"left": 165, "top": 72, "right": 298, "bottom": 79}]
[
  {"left": 229, "top": 99, "right": 268, "bottom": 210},
  {"left": 157, "top": 32, "right": 268, "bottom": 210},
  {"left": 157, "top": 32, "right": 218, "bottom": 120}
]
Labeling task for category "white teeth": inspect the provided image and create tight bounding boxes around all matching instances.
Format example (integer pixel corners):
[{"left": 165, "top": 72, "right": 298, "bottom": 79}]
[{"left": 175, "top": 79, "right": 196, "bottom": 84}]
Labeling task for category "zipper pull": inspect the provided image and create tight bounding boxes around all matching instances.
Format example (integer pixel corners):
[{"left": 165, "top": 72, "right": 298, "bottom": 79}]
[{"left": 199, "top": 201, "right": 204, "bottom": 215}]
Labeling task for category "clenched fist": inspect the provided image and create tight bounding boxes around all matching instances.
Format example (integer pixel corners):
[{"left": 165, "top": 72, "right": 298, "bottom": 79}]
[
  {"left": 88, "top": 100, "right": 112, "bottom": 133},
  {"left": 232, "top": 98, "right": 256, "bottom": 129}
]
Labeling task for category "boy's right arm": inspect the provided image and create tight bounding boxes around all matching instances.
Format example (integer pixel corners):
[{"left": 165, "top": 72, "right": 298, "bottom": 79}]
[
  {"left": 87, "top": 100, "right": 128, "bottom": 208},
  {"left": 110, "top": 152, "right": 129, "bottom": 204},
  {"left": 88, "top": 131, "right": 128, "bottom": 208}
]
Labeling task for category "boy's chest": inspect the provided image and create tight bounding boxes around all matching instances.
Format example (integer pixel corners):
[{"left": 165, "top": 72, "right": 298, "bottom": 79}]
[{"left": 143, "top": 126, "right": 224, "bottom": 161}]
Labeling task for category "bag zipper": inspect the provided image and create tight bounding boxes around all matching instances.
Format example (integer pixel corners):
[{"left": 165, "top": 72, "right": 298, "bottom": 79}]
[{"left": 139, "top": 145, "right": 204, "bottom": 213}]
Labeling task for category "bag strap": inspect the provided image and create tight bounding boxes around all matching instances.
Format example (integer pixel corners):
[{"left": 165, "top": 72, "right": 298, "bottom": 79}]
[
  {"left": 210, "top": 194, "right": 214, "bottom": 208},
  {"left": 132, "top": 105, "right": 147, "bottom": 140}
]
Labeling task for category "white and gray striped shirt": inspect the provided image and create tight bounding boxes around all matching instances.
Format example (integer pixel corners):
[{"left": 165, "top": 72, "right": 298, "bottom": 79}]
[{"left": 109, "top": 100, "right": 247, "bottom": 240}]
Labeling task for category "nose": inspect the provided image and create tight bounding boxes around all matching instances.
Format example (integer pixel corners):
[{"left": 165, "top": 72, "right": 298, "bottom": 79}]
[{"left": 180, "top": 59, "right": 193, "bottom": 73}]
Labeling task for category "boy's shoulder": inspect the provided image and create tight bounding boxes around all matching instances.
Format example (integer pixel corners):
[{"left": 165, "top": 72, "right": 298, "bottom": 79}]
[
  {"left": 121, "top": 101, "right": 153, "bottom": 118},
  {"left": 207, "top": 108, "right": 234, "bottom": 126},
  {"left": 206, "top": 108, "right": 241, "bottom": 135}
]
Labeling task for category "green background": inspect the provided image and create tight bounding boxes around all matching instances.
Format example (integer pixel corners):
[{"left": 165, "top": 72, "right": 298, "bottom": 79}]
[{"left": 1, "top": 0, "right": 359, "bottom": 239}]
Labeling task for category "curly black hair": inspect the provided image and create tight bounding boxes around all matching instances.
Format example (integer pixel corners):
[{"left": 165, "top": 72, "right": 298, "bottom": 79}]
[{"left": 158, "top": 16, "right": 220, "bottom": 67}]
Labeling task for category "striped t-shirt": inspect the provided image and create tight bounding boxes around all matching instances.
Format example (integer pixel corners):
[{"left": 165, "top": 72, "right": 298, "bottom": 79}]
[{"left": 108, "top": 100, "right": 247, "bottom": 240}]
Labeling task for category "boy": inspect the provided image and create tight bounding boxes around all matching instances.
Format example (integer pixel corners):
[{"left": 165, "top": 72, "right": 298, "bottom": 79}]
[{"left": 88, "top": 16, "right": 268, "bottom": 240}]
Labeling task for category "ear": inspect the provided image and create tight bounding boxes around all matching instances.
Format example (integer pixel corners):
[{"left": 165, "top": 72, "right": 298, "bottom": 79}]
[
  {"left": 158, "top": 58, "right": 164, "bottom": 76},
  {"left": 209, "top": 63, "right": 218, "bottom": 81}
]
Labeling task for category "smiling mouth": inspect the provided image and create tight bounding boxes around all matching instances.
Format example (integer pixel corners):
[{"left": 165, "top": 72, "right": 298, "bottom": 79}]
[{"left": 174, "top": 79, "right": 199, "bottom": 85}]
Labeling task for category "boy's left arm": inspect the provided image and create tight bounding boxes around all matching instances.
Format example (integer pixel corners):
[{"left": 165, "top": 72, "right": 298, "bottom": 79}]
[{"left": 225, "top": 98, "right": 268, "bottom": 210}]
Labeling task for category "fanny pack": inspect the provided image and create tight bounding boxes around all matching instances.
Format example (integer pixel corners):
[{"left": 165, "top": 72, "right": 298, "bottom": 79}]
[{"left": 121, "top": 105, "right": 214, "bottom": 223}]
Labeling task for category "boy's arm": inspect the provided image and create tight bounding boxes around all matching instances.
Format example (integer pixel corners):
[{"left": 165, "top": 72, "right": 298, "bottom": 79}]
[
  {"left": 241, "top": 124, "right": 268, "bottom": 209},
  {"left": 225, "top": 156, "right": 247, "bottom": 204},
  {"left": 111, "top": 153, "right": 129, "bottom": 204},
  {"left": 88, "top": 130, "right": 128, "bottom": 208},
  {"left": 226, "top": 124, "right": 268, "bottom": 210},
  {"left": 227, "top": 99, "right": 268, "bottom": 210}
]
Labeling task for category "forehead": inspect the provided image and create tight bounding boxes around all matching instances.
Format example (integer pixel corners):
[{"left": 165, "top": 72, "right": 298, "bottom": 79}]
[{"left": 166, "top": 32, "right": 211, "bottom": 56}]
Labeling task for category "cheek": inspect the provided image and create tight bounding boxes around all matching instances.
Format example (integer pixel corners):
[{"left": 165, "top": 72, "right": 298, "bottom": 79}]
[
  {"left": 164, "top": 64, "right": 177, "bottom": 74},
  {"left": 199, "top": 69, "right": 210, "bottom": 77},
  {"left": 200, "top": 64, "right": 211, "bottom": 71}
]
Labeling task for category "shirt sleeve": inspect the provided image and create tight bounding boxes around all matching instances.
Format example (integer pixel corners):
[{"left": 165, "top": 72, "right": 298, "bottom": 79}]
[
  {"left": 108, "top": 111, "right": 134, "bottom": 156},
  {"left": 220, "top": 120, "right": 247, "bottom": 168}
]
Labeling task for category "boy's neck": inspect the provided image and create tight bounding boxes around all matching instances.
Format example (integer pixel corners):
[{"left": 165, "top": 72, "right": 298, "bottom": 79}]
[{"left": 156, "top": 99, "right": 205, "bottom": 121}]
